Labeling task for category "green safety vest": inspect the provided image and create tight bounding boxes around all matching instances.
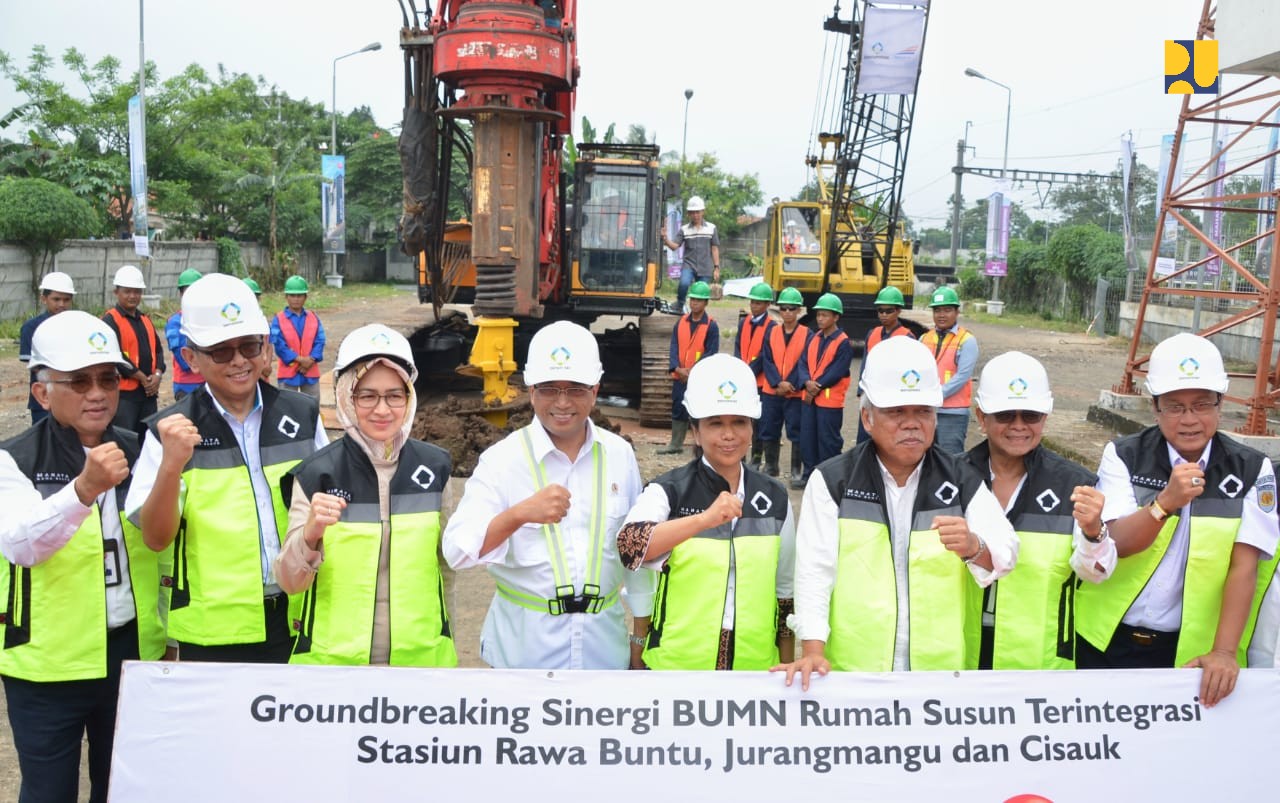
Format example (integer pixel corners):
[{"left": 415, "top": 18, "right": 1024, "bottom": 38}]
[
  {"left": 642, "top": 460, "right": 789, "bottom": 670},
  {"left": 1, "top": 420, "right": 168, "bottom": 681},
  {"left": 965, "top": 442, "right": 1096, "bottom": 670},
  {"left": 823, "top": 442, "right": 987, "bottom": 671},
  {"left": 286, "top": 438, "right": 457, "bottom": 666},
  {"left": 1076, "top": 428, "right": 1265, "bottom": 666},
  {"left": 153, "top": 384, "right": 319, "bottom": 646}
]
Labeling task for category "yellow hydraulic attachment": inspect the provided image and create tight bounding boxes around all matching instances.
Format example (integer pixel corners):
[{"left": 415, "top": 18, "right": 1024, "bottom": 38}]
[{"left": 467, "top": 317, "right": 519, "bottom": 427}]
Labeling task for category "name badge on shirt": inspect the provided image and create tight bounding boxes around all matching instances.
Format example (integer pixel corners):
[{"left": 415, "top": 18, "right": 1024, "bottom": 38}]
[{"left": 103, "top": 539, "right": 123, "bottom": 587}]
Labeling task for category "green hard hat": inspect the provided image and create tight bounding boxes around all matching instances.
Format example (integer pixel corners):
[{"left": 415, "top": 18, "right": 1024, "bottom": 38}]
[
  {"left": 929, "top": 285, "right": 960, "bottom": 307},
  {"left": 688, "top": 281, "right": 712, "bottom": 300},
  {"left": 777, "top": 287, "right": 804, "bottom": 305},
  {"left": 284, "top": 275, "right": 309, "bottom": 294},
  {"left": 748, "top": 282, "right": 775, "bottom": 302},
  {"left": 177, "top": 268, "right": 203, "bottom": 289},
  {"left": 814, "top": 293, "right": 844, "bottom": 315},
  {"left": 874, "top": 286, "right": 905, "bottom": 307},
  {"left": 243, "top": 277, "right": 263, "bottom": 295}
]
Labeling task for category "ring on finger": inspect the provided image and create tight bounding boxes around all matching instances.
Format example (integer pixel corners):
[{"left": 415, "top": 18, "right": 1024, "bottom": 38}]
[{"left": 1191, "top": 477, "right": 1202, "bottom": 486}]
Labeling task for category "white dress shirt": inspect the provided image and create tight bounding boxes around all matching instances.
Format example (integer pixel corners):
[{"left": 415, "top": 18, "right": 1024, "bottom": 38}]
[
  {"left": 1097, "top": 439, "right": 1278, "bottom": 632},
  {"left": 793, "top": 458, "right": 1019, "bottom": 669},
  {"left": 443, "top": 420, "right": 655, "bottom": 670}
]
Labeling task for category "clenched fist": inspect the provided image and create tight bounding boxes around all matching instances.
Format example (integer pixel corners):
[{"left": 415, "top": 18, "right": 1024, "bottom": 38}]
[
  {"left": 700, "top": 491, "right": 742, "bottom": 529},
  {"left": 306, "top": 492, "right": 348, "bottom": 547},
  {"left": 157, "top": 414, "right": 202, "bottom": 468},
  {"left": 75, "top": 442, "right": 130, "bottom": 505},
  {"left": 518, "top": 484, "right": 572, "bottom": 526},
  {"left": 933, "top": 514, "right": 979, "bottom": 559},
  {"left": 1070, "top": 485, "right": 1106, "bottom": 538},
  {"left": 1160, "top": 461, "right": 1206, "bottom": 511}
]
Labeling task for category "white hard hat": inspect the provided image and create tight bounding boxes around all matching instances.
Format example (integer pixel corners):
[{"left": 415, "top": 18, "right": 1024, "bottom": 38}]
[
  {"left": 39, "top": 271, "right": 76, "bottom": 295},
  {"left": 180, "top": 273, "right": 269, "bottom": 348},
  {"left": 113, "top": 264, "right": 147, "bottom": 289},
  {"left": 29, "top": 310, "right": 131, "bottom": 374},
  {"left": 336, "top": 324, "right": 418, "bottom": 380},
  {"left": 683, "top": 354, "right": 761, "bottom": 419},
  {"left": 1145, "top": 332, "right": 1229, "bottom": 396},
  {"left": 686, "top": 196, "right": 706, "bottom": 212},
  {"left": 524, "top": 321, "right": 604, "bottom": 386},
  {"left": 858, "top": 337, "right": 943, "bottom": 408},
  {"left": 976, "top": 351, "right": 1053, "bottom": 415}
]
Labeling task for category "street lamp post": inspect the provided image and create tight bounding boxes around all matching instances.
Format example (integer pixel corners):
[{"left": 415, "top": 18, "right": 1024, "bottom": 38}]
[
  {"left": 964, "top": 67, "right": 1011, "bottom": 306},
  {"left": 328, "top": 42, "right": 381, "bottom": 280},
  {"left": 681, "top": 88, "right": 694, "bottom": 178}
]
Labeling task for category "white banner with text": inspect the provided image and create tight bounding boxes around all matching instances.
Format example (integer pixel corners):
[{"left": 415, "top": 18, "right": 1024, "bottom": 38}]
[{"left": 110, "top": 663, "right": 1280, "bottom": 802}]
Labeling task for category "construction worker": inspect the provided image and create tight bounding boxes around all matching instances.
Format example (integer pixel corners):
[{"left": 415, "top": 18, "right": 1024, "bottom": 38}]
[
  {"left": 774, "top": 337, "right": 1018, "bottom": 688},
  {"left": 1076, "top": 333, "right": 1279, "bottom": 708},
  {"left": 276, "top": 325, "right": 456, "bottom": 667},
  {"left": 660, "top": 196, "right": 720, "bottom": 311},
  {"left": 797, "top": 293, "right": 854, "bottom": 482},
  {"left": 243, "top": 277, "right": 263, "bottom": 297},
  {"left": 165, "top": 268, "right": 206, "bottom": 401},
  {"left": 127, "top": 273, "right": 327, "bottom": 663},
  {"left": 617, "top": 354, "right": 795, "bottom": 670},
  {"left": 19, "top": 271, "right": 76, "bottom": 424},
  {"left": 270, "top": 275, "right": 326, "bottom": 399},
  {"left": 965, "top": 352, "right": 1115, "bottom": 669},
  {"left": 103, "top": 264, "right": 164, "bottom": 439},
  {"left": 443, "top": 321, "right": 655, "bottom": 669},
  {"left": 734, "top": 282, "right": 776, "bottom": 471},
  {"left": 855, "top": 285, "right": 915, "bottom": 444},
  {"left": 760, "top": 287, "right": 811, "bottom": 488},
  {"left": 660, "top": 280, "right": 719, "bottom": 454},
  {"left": 919, "top": 285, "right": 978, "bottom": 454},
  {"left": 0, "top": 311, "right": 167, "bottom": 803},
  {"left": 782, "top": 219, "right": 804, "bottom": 253}
]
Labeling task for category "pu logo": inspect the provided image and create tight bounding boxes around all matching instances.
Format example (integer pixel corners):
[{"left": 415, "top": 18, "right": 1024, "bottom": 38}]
[
  {"left": 1178, "top": 356, "right": 1200, "bottom": 377},
  {"left": 88, "top": 331, "right": 109, "bottom": 352},
  {"left": 221, "top": 302, "right": 242, "bottom": 322},
  {"left": 550, "top": 346, "right": 571, "bottom": 366},
  {"left": 1165, "top": 40, "right": 1218, "bottom": 94},
  {"left": 901, "top": 369, "right": 921, "bottom": 389},
  {"left": 718, "top": 380, "right": 738, "bottom": 400},
  {"left": 1008, "top": 377, "right": 1028, "bottom": 397}
]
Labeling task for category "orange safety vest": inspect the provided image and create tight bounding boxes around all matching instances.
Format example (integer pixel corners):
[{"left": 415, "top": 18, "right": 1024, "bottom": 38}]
[
  {"left": 672, "top": 314, "right": 713, "bottom": 378},
  {"left": 276, "top": 310, "right": 322, "bottom": 379},
  {"left": 104, "top": 307, "right": 161, "bottom": 392},
  {"left": 737, "top": 315, "right": 773, "bottom": 389},
  {"left": 805, "top": 329, "right": 851, "bottom": 409},
  {"left": 168, "top": 313, "right": 205, "bottom": 386},
  {"left": 920, "top": 327, "right": 974, "bottom": 409},
  {"left": 865, "top": 323, "right": 912, "bottom": 353},
  {"left": 763, "top": 324, "right": 809, "bottom": 398}
]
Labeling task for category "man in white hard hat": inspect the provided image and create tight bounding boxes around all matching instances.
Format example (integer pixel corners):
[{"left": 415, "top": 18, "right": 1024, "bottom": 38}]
[
  {"left": 443, "top": 321, "right": 655, "bottom": 669},
  {"left": 126, "top": 273, "right": 327, "bottom": 663},
  {"left": 660, "top": 195, "right": 720, "bottom": 311},
  {"left": 19, "top": 271, "right": 76, "bottom": 424},
  {"left": 1076, "top": 332, "right": 1279, "bottom": 708},
  {"left": 774, "top": 337, "right": 1018, "bottom": 689},
  {"left": 0, "top": 311, "right": 167, "bottom": 803},
  {"left": 102, "top": 264, "right": 164, "bottom": 439}
]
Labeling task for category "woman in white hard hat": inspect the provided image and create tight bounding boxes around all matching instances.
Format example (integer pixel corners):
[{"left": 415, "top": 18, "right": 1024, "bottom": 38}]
[
  {"left": 274, "top": 324, "right": 457, "bottom": 666},
  {"left": 618, "top": 354, "right": 796, "bottom": 670},
  {"left": 964, "top": 351, "right": 1114, "bottom": 670}
]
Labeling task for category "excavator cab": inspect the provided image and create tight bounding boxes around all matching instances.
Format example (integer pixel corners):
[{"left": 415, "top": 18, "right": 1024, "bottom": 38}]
[{"left": 764, "top": 201, "right": 826, "bottom": 294}]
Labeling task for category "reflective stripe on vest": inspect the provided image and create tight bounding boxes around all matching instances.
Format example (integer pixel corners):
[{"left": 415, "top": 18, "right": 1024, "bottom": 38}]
[
  {"left": 829, "top": 502, "right": 981, "bottom": 671},
  {"left": 643, "top": 517, "right": 782, "bottom": 670},
  {"left": 989, "top": 523, "right": 1075, "bottom": 670},
  {"left": 737, "top": 316, "right": 771, "bottom": 389},
  {"left": 763, "top": 325, "right": 809, "bottom": 398},
  {"left": 105, "top": 307, "right": 161, "bottom": 391},
  {"left": 276, "top": 310, "right": 321, "bottom": 379},
  {"left": 1, "top": 508, "right": 167, "bottom": 681},
  {"left": 672, "top": 315, "right": 712, "bottom": 377},
  {"left": 920, "top": 328, "right": 973, "bottom": 409},
  {"left": 805, "top": 330, "right": 850, "bottom": 409},
  {"left": 167, "top": 313, "right": 204, "bottom": 386},
  {"left": 493, "top": 428, "right": 615, "bottom": 615}
]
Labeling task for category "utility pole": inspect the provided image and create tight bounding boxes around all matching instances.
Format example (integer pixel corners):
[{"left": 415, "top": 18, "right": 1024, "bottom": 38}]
[{"left": 949, "top": 138, "right": 965, "bottom": 280}]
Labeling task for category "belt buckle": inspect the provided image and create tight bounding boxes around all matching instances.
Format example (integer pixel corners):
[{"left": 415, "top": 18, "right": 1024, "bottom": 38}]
[{"left": 1129, "top": 630, "right": 1157, "bottom": 646}]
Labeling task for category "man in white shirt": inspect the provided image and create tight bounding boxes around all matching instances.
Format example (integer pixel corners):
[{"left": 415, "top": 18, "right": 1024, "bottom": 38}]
[
  {"left": 443, "top": 322, "right": 656, "bottom": 669},
  {"left": 775, "top": 337, "right": 1019, "bottom": 689},
  {"left": 0, "top": 311, "right": 168, "bottom": 803},
  {"left": 1077, "top": 333, "right": 1279, "bottom": 708}
]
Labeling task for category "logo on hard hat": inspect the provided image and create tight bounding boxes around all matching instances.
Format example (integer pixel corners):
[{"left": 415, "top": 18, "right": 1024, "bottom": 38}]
[
  {"left": 87, "top": 332, "right": 109, "bottom": 352},
  {"left": 221, "top": 302, "right": 242, "bottom": 323},
  {"left": 718, "top": 380, "right": 738, "bottom": 400},
  {"left": 550, "top": 346, "right": 571, "bottom": 367},
  {"left": 1178, "top": 356, "right": 1200, "bottom": 377},
  {"left": 1008, "top": 377, "right": 1029, "bottom": 397},
  {"left": 901, "top": 369, "right": 921, "bottom": 389},
  {"left": 371, "top": 332, "right": 391, "bottom": 347}
]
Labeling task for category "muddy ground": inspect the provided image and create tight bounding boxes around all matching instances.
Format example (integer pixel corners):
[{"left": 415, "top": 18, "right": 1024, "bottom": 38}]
[{"left": 0, "top": 285, "right": 1144, "bottom": 797}]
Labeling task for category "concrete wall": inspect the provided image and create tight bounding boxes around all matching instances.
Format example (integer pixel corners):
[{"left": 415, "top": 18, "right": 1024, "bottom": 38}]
[{"left": 1117, "top": 300, "right": 1280, "bottom": 363}]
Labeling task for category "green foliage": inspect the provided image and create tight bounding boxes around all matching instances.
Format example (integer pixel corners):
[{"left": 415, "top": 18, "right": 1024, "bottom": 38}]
[
  {"left": 1000, "top": 239, "right": 1054, "bottom": 313},
  {"left": 663, "top": 151, "right": 762, "bottom": 237},
  {"left": 954, "top": 265, "right": 988, "bottom": 300},
  {"left": 344, "top": 128, "right": 402, "bottom": 251},
  {"left": 1046, "top": 224, "right": 1125, "bottom": 314},
  {"left": 216, "top": 236, "right": 244, "bottom": 276},
  {"left": 0, "top": 177, "right": 99, "bottom": 274}
]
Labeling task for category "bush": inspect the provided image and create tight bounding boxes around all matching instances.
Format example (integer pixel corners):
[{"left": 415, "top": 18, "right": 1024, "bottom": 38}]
[
  {"left": 216, "top": 237, "right": 244, "bottom": 276},
  {"left": 955, "top": 265, "right": 988, "bottom": 300},
  {"left": 0, "top": 177, "right": 99, "bottom": 274}
]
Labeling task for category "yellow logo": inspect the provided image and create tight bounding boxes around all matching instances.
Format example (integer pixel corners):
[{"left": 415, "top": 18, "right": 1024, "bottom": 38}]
[{"left": 1165, "top": 40, "right": 1218, "bottom": 94}]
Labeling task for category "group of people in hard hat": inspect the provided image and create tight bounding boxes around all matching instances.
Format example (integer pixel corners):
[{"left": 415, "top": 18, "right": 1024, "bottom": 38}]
[{"left": 4, "top": 263, "right": 1280, "bottom": 801}]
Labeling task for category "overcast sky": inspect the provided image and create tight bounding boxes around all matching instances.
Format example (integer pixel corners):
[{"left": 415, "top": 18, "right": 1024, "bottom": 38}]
[{"left": 0, "top": 0, "right": 1241, "bottom": 229}]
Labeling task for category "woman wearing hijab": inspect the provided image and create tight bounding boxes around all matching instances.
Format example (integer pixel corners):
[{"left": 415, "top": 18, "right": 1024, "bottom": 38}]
[{"left": 275, "top": 324, "right": 456, "bottom": 666}]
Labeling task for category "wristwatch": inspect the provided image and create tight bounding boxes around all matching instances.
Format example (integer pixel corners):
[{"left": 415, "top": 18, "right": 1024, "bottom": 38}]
[
  {"left": 629, "top": 634, "right": 647, "bottom": 648},
  {"left": 1084, "top": 522, "right": 1109, "bottom": 543},
  {"left": 1148, "top": 498, "right": 1170, "bottom": 522},
  {"left": 962, "top": 536, "right": 987, "bottom": 564}
]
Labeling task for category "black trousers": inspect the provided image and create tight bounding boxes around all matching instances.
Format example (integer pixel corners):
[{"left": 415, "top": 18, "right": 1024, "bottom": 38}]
[
  {"left": 1075, "top": 623, "right": 1180, "bottom": 669},
  {"left": 177, "top": 594, "right": 294, "bottom": 663},
  {"left": 112, "top": 387, "right": 157, "bottom": 441}
]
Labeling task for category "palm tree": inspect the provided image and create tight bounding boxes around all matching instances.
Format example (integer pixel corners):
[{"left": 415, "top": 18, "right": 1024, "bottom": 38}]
[{"left": 228, "top": 138, "right": 322, "bottom": 269}]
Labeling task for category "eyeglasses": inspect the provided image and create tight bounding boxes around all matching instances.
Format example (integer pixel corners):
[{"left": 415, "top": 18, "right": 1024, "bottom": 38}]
[
  {"left": 191, "top": 338, "right": 264, "bottom": 364},
  {"left": 990, "top": 410, "right": 1046, "bottom": 425},
  {"left": 532, "top": 385, "right": 594, "bottom": 401},
  {"left": 48, "top": 373, "right": 121, "bottom": 393},
  {"left": 778, "top": 305, "right": 799, "bottom": 312},
  {"left": 352, "top": 389, "right": 409, "bottom": 409},
  {"left": 1157, "top": 400, "right": 1219, "bottom": 417},
  {"left": 876, "top": 307, "right": 899, "bottom": 315}
]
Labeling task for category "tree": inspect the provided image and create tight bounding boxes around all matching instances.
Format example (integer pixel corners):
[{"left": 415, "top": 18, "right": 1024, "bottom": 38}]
[
  {"left": 664, "top": 151, "right": 762, "bottom": 236},
  {"left": 344, "top": 124, "right": 403, "bottom": 251},
  {"left": 0, "top": 176, "right": 99, "bottom": 287},
  {"left": 1046, "top": 224, "right": 1125, "bottom": 315}
]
